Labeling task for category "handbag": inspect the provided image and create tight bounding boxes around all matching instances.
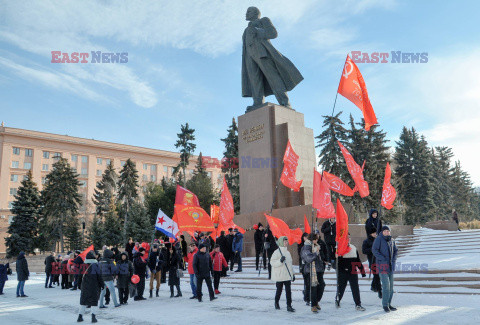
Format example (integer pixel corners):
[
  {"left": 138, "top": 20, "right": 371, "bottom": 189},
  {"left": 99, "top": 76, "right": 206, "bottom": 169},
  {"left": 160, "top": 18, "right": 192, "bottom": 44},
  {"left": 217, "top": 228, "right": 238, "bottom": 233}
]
[{"left": 176, "top": 268, "right": 184, "bottom": 278}]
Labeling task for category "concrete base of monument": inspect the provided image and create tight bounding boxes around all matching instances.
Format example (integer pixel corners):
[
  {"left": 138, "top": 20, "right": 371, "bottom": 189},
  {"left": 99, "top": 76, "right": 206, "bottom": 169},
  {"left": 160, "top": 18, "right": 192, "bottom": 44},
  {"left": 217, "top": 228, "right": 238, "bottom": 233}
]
[{"left": 234, "top": 204, "right": 414, "bottom": 264}]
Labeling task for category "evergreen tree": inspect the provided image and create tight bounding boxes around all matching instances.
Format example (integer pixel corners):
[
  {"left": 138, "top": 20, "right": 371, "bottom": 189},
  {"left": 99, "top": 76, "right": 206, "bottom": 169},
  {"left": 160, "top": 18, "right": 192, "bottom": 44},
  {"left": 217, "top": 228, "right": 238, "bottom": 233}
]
[
  {"left": 93, "top": 161, "right": 118, "bottom": 217},
  {"left": 118, "top": 158, "right": 139, "bottom": 242},
  {"left": 103, "top": 199, "right": 123, "bottom": 247},
  {"left": 64, "top": 215, "right": 82, "bottom": 250},
  {"left": 173, "top": 123, "right": 196, "bottom": 186},
  {"left": 430, "top": 146, "right": 454, "bottom": 219},
  {"left": 315, "top": 112, "right": 349, "bottom": 178},
  {"left": 186, "top": 164, "right": 217, "bottom": 213},
  {"left": 193, "top": 152, "right": 208, "bottom": 177},
  {"left": 41, "top": 158, "right": 81, "bottom": 252},
  {"left": 159, "top": 177, "right": 177, "bottom": 218},
  {"left": 88, "top": 215, "right": 104, "bottom": 248},
  {"left": 5, "top": 170, "right": 41, "bottom": 257},
  {"left": 125, "top": 202, "right": 152, "bottom": 242},
  {"left": 221, "top": 118, "right": 240, "bottom": 213}
]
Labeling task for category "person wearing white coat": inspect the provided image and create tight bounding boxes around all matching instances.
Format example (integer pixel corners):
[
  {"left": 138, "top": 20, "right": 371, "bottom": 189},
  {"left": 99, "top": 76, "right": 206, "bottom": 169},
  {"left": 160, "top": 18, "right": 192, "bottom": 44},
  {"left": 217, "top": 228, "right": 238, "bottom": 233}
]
[{"left": 270, "top": 236, "right": 295, "bottom": 312}]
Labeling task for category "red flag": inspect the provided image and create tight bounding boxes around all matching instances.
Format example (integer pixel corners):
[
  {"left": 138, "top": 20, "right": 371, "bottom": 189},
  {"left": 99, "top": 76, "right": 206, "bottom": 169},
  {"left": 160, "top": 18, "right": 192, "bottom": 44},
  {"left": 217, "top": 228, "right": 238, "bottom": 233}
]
[
  {"left": 338, "top": 55, "right": 377, "bottom": 131},
  {"left": 217, "top": 177, "right": 245, "bottom": 234},
  {"left": 381, "top": 162, "right": 396, "bottom": 210},
  {"left": 335, "top": 199, "right": 351, "bottom": 256},
  {"left": 280, "top": 140, "right": 303, "bottom": 192},
  {"left": 210, "top": 204, "right": 220, "bottom": 223},
  {"left": 175, "top": 185, "right": 200, "bottom": 207},
  {"left": 264, "top": 214, "right": 302, "bottom": 245},
  {"left": 313, "top": 169, "right": 336, "bottom": 219},
  {"left": 79, "top": 245, "right": 94, "bottom": 261},
  {"left": 174, "top": 204, "right": 215, "bottom": 233},
  {"left": 338, "top": 141, "right": 369, "bottom": 198},
  {"left": 322, "top": 171, "right": 355, "bottom": 196},
  {"left": 304, "top": 215, "right": 311, "bottom": 234}
]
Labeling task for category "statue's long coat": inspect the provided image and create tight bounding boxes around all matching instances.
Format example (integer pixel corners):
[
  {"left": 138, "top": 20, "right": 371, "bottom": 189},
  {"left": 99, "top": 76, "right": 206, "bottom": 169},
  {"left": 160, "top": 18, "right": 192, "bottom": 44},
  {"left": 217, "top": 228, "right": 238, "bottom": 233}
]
[{"left": 242, "top": 17, "right": 303, "bottom": 98}]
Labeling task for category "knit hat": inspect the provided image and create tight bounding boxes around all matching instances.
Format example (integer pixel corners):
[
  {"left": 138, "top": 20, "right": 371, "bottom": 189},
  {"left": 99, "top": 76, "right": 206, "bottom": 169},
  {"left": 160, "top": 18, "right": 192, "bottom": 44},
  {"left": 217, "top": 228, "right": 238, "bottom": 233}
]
[
  {"left": 258, "top": 222, "right": 263, "bottom": 228},
  {"left": 199, "top": 243, "right": 206, "bottom": 250},
  {"left": 234, "top": 228, "right": 239, "bottom": 233},
  {"left": 381, "top": 225, "right": 391, "bottom": 232}
]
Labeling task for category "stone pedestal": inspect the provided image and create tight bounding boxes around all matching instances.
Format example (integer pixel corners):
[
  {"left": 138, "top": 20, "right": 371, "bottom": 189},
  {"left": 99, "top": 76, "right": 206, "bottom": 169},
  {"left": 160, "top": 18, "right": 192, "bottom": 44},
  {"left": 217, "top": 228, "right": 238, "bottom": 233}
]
[{"left": 238, "top": 103, "right": 316, "bottom": 215}]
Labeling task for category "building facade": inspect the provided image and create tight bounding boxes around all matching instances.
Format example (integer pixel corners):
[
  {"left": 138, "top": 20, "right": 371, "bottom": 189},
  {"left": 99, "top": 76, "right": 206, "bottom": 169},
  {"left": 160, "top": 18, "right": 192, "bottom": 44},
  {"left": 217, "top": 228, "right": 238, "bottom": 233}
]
[{"left": 0, "top": 125, "right": 223, "bottom": 254}]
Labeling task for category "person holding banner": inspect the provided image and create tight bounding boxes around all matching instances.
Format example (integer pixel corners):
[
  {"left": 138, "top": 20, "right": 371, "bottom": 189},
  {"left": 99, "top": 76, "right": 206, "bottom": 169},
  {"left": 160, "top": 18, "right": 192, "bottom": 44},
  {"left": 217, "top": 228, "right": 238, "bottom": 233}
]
[{"left": 270, "top": 236, "right": 295, "bottom": 312}]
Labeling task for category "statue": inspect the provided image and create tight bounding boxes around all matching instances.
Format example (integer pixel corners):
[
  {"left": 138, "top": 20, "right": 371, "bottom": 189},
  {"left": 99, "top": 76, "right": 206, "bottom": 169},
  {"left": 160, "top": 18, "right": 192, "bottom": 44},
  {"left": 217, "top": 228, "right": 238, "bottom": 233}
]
[{"left": 242, "top": 7, "right": 304, "bottom": 113}]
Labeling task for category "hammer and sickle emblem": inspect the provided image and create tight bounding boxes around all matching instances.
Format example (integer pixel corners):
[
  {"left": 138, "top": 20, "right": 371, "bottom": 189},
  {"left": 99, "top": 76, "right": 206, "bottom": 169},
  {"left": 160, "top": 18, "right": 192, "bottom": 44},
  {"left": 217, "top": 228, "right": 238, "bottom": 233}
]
[{"left": 343, "top": 60, "right": 354, "bottom": 79}]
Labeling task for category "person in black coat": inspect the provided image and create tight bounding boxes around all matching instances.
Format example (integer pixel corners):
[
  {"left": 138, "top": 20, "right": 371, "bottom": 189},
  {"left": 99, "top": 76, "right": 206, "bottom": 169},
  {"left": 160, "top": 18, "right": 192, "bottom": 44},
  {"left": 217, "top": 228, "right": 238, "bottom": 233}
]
[
  {"left": 44, "top": 251, "right": 56, "bottom": 288},
  {"left": 226, "top": 228, "right": 235, "bottom": 271},
  {"left": 179, "top": 235, "right": 188, "bottom": 269},
  {"left": 0, "top": 262, "right": 9, "bottom": 295},
  {"left": 298, "top": 232, "right": 308, "bottom": 303},
  {"left": 133, "top": 248, "right": 147, "bottom": 301},
  {"left": 265, "top": 228, "right": 278, "bottom": 280},
  {"left": 193, "top": 244, "right": 216, "bottom": 302},
  {"left": 321, "top": 218, "right": 336, "bottom": 265},
  {"left": 77, "top": 251, "right": 104, "bottom": 323},
  {"left": 365, "top": 209, "right": 382, "bottom": 237},
  {"left": 148, "top": 244, "right": 164, "bottom": 298},
  {"left": 336, "top": 235, "right": 366, "bottom": 311},
  {"left": 16, "top": 251, "right": 29, "bottom": 297},
  {"left": 167, "top": 245, "right": 182, "bottom": 297},
  {"left": 117, "top": 252, "right": 133, "bottom": 305},
  {"left": 254, "top": 223, "right": 267, "bottom": 270},
  {"left": 60, "top": 256, "right": 70, "bottom": 289},
  {"left": 362, "top": 233, "right": 382, "bottom": 298},
  {"left": 71, "top": 251, "right": 84, "bottom": 291},
  {"left": 125, "top": 238, "right": 135, "bottom": 261},
  {"left": 216, "top": 231, "right": 229, "bottom": 276}
]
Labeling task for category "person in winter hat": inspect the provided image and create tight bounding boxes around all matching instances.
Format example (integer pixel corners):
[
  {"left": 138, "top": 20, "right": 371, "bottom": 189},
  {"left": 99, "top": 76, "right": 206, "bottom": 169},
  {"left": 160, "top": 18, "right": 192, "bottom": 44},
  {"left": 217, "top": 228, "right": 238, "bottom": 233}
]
[
  {"left": 16, "top": 251, "right": 29, "bottom": 297},
  {"left": 193, "top": 244, "right": 216, "bottom": 302},
  {"left": 372, "top": 226, "right": 398, "bottom": 313},
  {"left": 321, "top": 218, "right": 336, "bottom": 266},
  {"left": 210, "top": 244, "right": 228, "bottom": 294},
  {"left": 77, "top": 251, "right": 104, "bottom": 323},
  {"left": 365, "top": 209, "right": 382, "bottom": 237},
  {"left": 98, "top": 249, "right": 120, "bottom": 308},
  {"left": 133, "top": 247, "right": 147, "bottom": 301},
  {"left": 270, "top": 236, "right": 295, "bottom": 312},
  {"left": 117, "top": 252, "right": 133, "bottom": 305},
  {"left": 44, "top": 251, "right": 56, "bottom": 288},
  {"left": 301, "top": 233, "right": 328, "bottom": 313},
  {"left": 336, "top": 234, "right": 366, "bottom": 312},
  {"left": 254, "top": 223, "right": 267, "bottom": 270},
  {"left": 167, "top": 244, "right": 182, "bottom": 298},
  {"left": 0, "top": 261, "right": 10, "bottom": 295},
  {"left": 362, "top": 230, "right": 382, "bottom": 298},
  {"left": 187, "top": 242, "right": 199, "bottom": 299},
  {"left": 232, "top": 229, "right": 244, "bottom": 272}
]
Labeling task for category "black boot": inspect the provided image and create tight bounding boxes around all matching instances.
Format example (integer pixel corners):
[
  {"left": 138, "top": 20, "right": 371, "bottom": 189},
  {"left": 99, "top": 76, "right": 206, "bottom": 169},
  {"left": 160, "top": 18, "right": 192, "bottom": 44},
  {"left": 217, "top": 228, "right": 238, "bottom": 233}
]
[
  {"left": 170, "top": 286, "right": 174, "bottom": 298},
  {"left": 175, "top": 285, "right": 182, "bottom": 297},
  {"left": 91, "top": 314, "right": 98, "bottom": 323},
  {"left": 149, "top": 290, "right": 153, "bottom": 298},
  {"left": 156, "top": 289, "right": 159, "bottom": 297},
  {"left": 287, "top": 305, "right": 295, "bottom": 312},
  {"left": 77, "top": 314, "right": 83, "bottom": 322},
  {"left": 275, "top": 302, "right": 280, "bottom": 310},
  {"left": 383, "top": 306, "right": 391, "bottom": 313}
]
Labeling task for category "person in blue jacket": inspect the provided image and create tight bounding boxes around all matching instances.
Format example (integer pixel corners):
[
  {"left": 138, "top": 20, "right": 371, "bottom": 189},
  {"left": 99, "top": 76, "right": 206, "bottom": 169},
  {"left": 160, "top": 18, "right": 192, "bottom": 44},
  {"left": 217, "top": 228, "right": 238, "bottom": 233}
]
[
  {"left": 372, "top": 226, "right": 398, "bottom": 313},
  {"left": 232, "top": 229, "right": 244, "bottom": 272}
]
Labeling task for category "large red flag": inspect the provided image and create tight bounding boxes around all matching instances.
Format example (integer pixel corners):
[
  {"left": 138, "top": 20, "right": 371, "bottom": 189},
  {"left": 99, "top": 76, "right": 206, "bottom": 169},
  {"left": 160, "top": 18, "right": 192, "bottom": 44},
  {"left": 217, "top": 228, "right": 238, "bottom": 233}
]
[
  {"left": 175, "top": 185, "right": 200, "bottom": 207},
  {"left": 280, "top": 140, "right": 303, "bottom": 192},
  {"left": 210, "top": 204, "right": 220, "bottom": 223},
  {"left": 313, "top": 169, "right": 336, "bottom": 219},
  {"left": 174, "top": 204, "right": 215, "bottom": 233},
  {"left": 323, "top": 171, "right": 355, "bottom": 196},
  {"left": 304, "top": 215, "right": 311, "bottom": 234},
  {"left": 264, "top": 214, "right": 302, "bottom": 245},
  {"left": 338, "top": 55, "right": 377, "bottom": 131},
  {"left": 79, "top": 245, "right": 94, "bottom": 261},
  {"left": 217, "top": 177, "right": 245, "bottom": 234},
  {"left": 335, "top": 199, "right": 351, "bottom": 256},
  {"left": 338, "top": 141, "right": 369, "bottom": 198},
  {"left": 381, "top": 162, "right": 396, "bottom": 210}
]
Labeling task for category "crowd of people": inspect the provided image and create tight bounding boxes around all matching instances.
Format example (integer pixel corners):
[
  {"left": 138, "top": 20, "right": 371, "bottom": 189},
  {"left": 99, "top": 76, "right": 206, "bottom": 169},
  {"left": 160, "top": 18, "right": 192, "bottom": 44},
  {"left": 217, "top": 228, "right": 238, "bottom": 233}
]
[{"left": 0, "top": 213, "right": 400, "bottom": 322}]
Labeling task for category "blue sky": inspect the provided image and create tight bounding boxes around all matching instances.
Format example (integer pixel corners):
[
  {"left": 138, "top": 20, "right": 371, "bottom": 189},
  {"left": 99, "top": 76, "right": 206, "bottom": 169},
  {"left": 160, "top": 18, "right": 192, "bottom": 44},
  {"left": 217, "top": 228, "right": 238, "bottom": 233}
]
[{"left": 1, "top": 0, "right": 479, "bottom": 185}]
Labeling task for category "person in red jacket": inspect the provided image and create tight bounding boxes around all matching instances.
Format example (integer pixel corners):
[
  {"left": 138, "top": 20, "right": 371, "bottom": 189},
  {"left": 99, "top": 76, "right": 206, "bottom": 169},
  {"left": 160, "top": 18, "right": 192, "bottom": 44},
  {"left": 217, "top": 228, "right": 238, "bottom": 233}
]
[
  {"left": 210, "top": 244, "right": 228, "bottom": 294},
  {"left": 187, "top": 243, "right": 198, "bottom": 299}
]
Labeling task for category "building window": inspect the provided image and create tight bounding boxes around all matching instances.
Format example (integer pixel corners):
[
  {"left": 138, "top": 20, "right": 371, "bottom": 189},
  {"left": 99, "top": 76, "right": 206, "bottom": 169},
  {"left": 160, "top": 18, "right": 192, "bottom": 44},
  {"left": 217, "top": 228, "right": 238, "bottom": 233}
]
[
  {"left": 24, "top": 162, "right": 32, "bottom": 170},
  {"left": 151, "top": 175, "right": 156, "bottom": 182},
  {"left": 96, "top": 169, "right": 102, "bottom": 176},
  {"left": 79, "top": 181, "right": 87, "bottom": 188},
  {"left": 53, "top": 152, "right": 61, "bottom": 159},
  {"left": 81, "top": 168, "right": 88, "bottom": 175},
  {"left": 151, "top": 165, "right": 156, "bottom": 171},
  {"left": 42, "top": 177, "right": 46, "bottom": 184},
  {"left": 97, "top": 158, "right": 102, "bottom": 165},
  {"left": 106, "top": 159, "right": 111, "bottom": 165},
  {"left": 23, "top": 175, "right": 28, "bottom": 181},
  {"left": 10, "top": 174, "right": 18, "bottom": 182},
  {"left": 8, "top": 215, "right": 14, "bottom": 224},
  {"left": 8, "top": 202, "right": 14, "bottom": 209},
  {"left": 121, "top": 161, "right": 126, "bottom": 167},
  {"left": 81, "top": 156, "right": 88, "bottom": 163},
  {"left": 10, "top": 188, "right": 17, "bottom": 196},
  {"left": 13, "top": 147, "right": 20, "bottom": 155},
  {"left": 208, "top": 171, "right": 212, "bottom": 178},
  {"left": 12, "top": 161, "right": 19, "bottom": 168},
  {"left": 25, "top": 149, "right": 33, "bottom": 157},
  {"left": 43, "top": 151, "right": 50, "bottom": 159},
  {"left": 143, "top": 163, "right": 148, "bottom": 170},
  {"left": 42, "top": 164, "right": 49, "bottom": 171},
  {"left": 163, "top": 166, "right": 168, "bottom": 173},
  {"left": 143, "top": 175, "right": 148, "bottom": 181},
  {"left": 71, "top": 154, "right": 78, "bottom": 162}
]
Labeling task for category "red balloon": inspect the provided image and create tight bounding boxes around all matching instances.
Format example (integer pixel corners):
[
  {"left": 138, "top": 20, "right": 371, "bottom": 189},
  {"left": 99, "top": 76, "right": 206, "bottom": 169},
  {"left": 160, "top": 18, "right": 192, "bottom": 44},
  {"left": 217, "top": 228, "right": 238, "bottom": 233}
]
[
  {"left": 169, "top": 237, "right": 176, "bottom": 244},
  {"left": 253, "top": 224, "right": 258, "bottom": 230},
  {"left": 131, "top": 274, "right": 140, "bottom": 284}
]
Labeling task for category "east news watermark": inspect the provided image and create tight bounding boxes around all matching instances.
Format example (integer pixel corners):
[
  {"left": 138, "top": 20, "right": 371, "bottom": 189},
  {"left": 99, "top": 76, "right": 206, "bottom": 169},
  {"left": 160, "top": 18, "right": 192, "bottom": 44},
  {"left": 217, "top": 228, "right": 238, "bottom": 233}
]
[
  {"left": 350, "top": 51, "right": 428, "bottom": 63},
  {"left": 51, "top": 51, "right": 128, "bottom": 63}
]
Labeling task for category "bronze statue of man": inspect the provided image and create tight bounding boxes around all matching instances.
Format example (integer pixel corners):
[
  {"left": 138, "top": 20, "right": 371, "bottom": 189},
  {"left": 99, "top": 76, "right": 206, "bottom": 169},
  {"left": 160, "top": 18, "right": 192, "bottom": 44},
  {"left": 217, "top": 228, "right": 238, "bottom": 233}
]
[{"left": 242, "top": 7, "right": 304, "bottom": 112}]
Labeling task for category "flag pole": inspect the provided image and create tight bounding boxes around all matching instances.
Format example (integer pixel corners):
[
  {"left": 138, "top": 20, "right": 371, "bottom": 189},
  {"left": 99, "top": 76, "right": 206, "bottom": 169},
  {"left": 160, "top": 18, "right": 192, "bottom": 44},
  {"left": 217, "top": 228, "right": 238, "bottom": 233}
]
[{"left": 331, "top": 54, "right": 349, "bottom": 117}]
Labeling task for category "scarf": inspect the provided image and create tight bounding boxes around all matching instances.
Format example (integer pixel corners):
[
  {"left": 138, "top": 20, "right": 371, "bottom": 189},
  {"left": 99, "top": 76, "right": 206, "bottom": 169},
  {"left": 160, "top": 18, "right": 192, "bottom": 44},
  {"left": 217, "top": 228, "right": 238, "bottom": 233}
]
[{"left": 305, "top": 240, "right": 319, "bottom": 287}]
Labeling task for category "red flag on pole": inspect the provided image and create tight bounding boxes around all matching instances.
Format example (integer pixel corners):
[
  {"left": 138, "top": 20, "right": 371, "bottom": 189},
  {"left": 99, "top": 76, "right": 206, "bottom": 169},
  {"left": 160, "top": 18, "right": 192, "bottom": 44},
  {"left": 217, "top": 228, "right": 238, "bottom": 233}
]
[
  {"left": 335, "top": 199, "right": 351, "bottom": 256},
  {"left": 381, "top": 162, "right": 396, "bottom": 210},
  {"left": 264, "top": 214, "right": 302, "bottom": 245},
  {"left": 175, "top": 185, "right": 200, "bottom": 207},
  {"left": 79, "top": 245, "right": 94, "bottom": 261},
  {"left": 217, "top": 177, "right": 245, "bottom": 234},
  {"left": 313, "top": 169, "right": 336, "bottom": 219},
  {"left": 280, "top": 140, "right": 303, "bottom": 192},
  {"left": 338, "top": 55, "right": 377, "bottom": 131},
  {"left": 304, "top": 214, "right": 311, "bottom": 234},
  {"left": 337, "top": 141, "right": 369, "bottom": 198},
  {"left": 322, "top": 171, "right": 355, "bottom": 196}
]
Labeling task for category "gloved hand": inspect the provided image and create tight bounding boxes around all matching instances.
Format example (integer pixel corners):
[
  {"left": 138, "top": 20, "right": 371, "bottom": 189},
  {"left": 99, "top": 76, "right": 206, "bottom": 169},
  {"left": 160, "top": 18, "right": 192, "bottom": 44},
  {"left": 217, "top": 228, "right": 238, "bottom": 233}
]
[
  {"left": 280, "top": 256, "right": 286, "bottom": 263},
  {"left": 292, "top": 275, "right": 296, "bottom": 282},
  {"left": 362, "top": 273, "right": 366, "bottom": 278}
]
